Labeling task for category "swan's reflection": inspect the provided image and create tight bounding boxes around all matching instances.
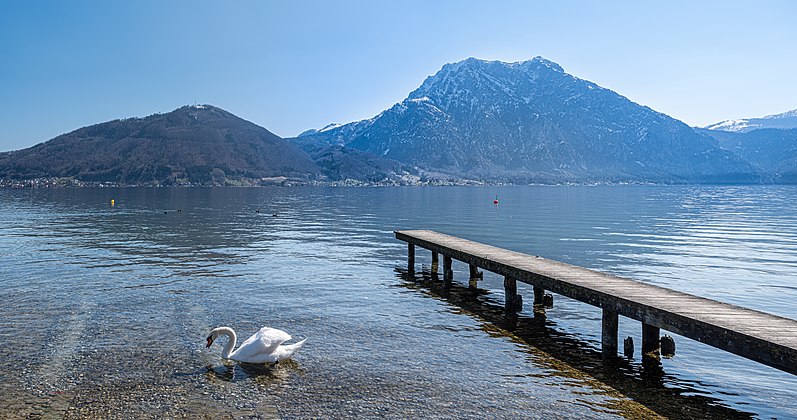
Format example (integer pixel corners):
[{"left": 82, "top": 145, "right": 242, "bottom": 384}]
[{"left": 205, "top": 360, "right": 304, "bottom": 384}]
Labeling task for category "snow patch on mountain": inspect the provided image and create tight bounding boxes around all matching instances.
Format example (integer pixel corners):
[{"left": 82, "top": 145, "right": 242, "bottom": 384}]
[
  {"left": 705, "top": 109, "right": 797, "bottom": 133},
  {"left": 320, "top": 123, "right": 342, "bottom": 132},
  {"left": 764, "top": 109, "right": 797, "bottom": 120},
  {"left": 704, "top": 119, "right": 754, "bottom": 133}
]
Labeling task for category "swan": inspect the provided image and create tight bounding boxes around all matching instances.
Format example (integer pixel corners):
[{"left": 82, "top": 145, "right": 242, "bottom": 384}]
[{"left": 206, "top": 326, "right": 306, "bottom": 363}]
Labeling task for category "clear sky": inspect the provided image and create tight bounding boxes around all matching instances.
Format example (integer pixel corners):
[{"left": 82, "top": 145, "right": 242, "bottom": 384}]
[{"left": 1, "top": 0, "right": 795, "bottom": 151}]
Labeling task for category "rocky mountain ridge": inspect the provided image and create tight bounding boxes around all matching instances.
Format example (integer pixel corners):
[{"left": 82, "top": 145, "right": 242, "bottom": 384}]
[{"left": 294, "top": 57, "right": 762, "bottom": 184}]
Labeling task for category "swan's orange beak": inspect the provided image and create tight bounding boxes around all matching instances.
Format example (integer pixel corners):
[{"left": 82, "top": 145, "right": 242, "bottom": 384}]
[{"left": 206, "top": 336, "right": 214, "bottom": 348}]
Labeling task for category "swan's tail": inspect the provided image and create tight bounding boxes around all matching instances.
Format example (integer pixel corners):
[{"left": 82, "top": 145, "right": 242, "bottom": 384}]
[{"left": 275, "top": 338, "right": 307, "bottom": 361}]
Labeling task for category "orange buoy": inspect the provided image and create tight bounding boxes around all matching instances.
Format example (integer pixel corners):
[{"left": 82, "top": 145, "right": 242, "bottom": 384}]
[{"left": 493, "top": 195, "right": 499, "bottom": 205}]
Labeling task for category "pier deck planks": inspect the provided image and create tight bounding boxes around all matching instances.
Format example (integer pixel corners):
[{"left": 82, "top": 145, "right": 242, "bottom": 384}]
[{"left": 396, "top": 229, "right": 797, "bottom": 374}]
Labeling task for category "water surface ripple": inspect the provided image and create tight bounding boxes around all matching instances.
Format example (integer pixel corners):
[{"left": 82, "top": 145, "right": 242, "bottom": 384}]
[{"left": 0, "top": 186, "right": 795, "bottom": 418}]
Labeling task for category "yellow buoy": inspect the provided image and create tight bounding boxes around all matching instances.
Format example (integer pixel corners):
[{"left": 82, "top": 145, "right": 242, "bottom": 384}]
[{"left": 111, "top": 199, "right": 115, "bottom": 206}]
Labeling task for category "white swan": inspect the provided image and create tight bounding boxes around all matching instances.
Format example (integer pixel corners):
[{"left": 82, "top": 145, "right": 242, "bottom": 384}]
[{"left": 206, "top": 326, "right": 306, "bottom": 363}]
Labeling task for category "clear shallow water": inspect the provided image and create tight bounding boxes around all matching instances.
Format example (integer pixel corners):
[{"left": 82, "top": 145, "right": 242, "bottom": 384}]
[{"left": 0, "top": 186, "right": 796, "bottom": 418}]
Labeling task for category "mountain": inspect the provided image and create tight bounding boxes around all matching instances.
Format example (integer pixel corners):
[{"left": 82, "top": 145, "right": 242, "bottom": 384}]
[
  {"left": 0, "top": 105, "right": 320, "bottom": 185},
  {"left": 704, "top": 109, "right": 797, "bottom": 133},
  {"left": 699, "top": 127, "right": 797, "bottom": 183},
  {"left": 302, "top": 144, "right": 415, "bottom": 183},
  {"left": 293, "top": 57, "right": 761, "bottom": 184},
  {"left": 0, "top": 105, "right": 414, "bottom": 186}
]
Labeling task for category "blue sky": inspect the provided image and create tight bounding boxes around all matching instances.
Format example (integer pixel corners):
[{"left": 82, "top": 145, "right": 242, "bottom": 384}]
[{"left": 1, "top": 0, "right": 795, "bottom": 151}]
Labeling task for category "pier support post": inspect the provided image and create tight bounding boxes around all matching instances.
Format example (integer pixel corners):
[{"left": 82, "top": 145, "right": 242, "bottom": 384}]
[
  {"left": 468, "top": 264, "right": 482, "bottom": 280},
  {"left": 407, "top": 244, "right": 415, "bottom": 273},
  {"left": 601, "top": 309, "right": 618, "bottom": 359},
  {"left": 642, "top": 323, "right": 660, "bottom": 355},
  {"left": 468, "top": 264, "right": 482, "bottom": 288},
  {"left": 431, "top": 252, "right": 439, "bottom": 275},
  {"left": 533, "top": 286, "right": 545, "bottom": 305},
  {"left": 443, "top": 255, "right": 453, "bottom": 283},
  {"left": 504, "top": 276, "right": 522, "bottom": 312}
]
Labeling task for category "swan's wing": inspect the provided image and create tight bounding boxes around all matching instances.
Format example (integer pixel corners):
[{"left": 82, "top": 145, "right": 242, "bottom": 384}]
[
  {"left": 230, "top": 327, "right": 291, "bottom": 362},
  {"left": 272, "top": 338, "right": 307, "bottom": 361}
]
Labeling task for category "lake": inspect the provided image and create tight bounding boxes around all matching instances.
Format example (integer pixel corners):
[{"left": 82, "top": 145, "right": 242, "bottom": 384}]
[{"left": 1, "top": 185, "right": 796, "bottom": 418}]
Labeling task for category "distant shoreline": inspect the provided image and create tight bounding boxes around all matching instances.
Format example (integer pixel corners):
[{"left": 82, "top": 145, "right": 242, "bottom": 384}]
[
  {"left": 0, "top": 176, "right": 783, "bottom": 188},
  {"left": 0, "top": 176, "right": 486, "bottom": 188}
]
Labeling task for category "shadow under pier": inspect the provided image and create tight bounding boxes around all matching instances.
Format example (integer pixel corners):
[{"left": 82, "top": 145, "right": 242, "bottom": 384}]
[{"left": 395, "top": 267, "right": 755, "bottom": 420}]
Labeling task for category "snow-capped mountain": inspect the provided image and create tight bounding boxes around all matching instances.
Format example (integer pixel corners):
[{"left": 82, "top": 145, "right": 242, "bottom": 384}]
[
  {"left": 705, "top": 109, "right": 797, "bottom": 133},
  {"left": 293, "top": 57, "right": 760, "bottom": 183}
]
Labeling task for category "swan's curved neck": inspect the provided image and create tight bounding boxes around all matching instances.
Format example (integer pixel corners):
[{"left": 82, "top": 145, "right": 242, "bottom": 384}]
[{"left": 216, "top": 327, "right": 237, "bottom": 359}]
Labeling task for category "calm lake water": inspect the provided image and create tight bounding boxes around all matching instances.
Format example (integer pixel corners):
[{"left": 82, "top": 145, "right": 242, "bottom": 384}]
[{"left": 1, "top": 186, "right": 796, "bottom": 418}]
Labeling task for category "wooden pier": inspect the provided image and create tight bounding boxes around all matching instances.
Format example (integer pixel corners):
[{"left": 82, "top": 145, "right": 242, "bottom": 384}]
[{"left": 396, "top": 230, "right": 797, "bottom": 375}]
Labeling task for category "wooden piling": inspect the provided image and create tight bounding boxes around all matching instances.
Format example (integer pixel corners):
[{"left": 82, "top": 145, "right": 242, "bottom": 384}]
[
  {"left": 624, "top": 337, "right": 634, "bottom": 358},
  {"left": 443, "top": 255, "right": 453, "bottom": 282},
  {"left": 602, "top": 309, "right": 618, "bottom": 359},
  {"left": 543, "top": 293, "right": 553, "bottom": 308},
  {"left": 504, "top": 276, "right": 517, "bottom": 312},
  {"left": 407, "top": 243, "right": 415, "bottom": 273},
  {"left": 431, "top": 251, "right": 439, "bottom": 275},
  {"left": 661, "top": 335, "right": 676, "bottom": 357},
  {"left": 533, "top": 286, "right": 545, "bottom": 305},
  {"left": 642, "top": 323, "right": 660, "bottom": 355},
  {"left": 469, "top": 264, "right": 482, "bottom": 280}
]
